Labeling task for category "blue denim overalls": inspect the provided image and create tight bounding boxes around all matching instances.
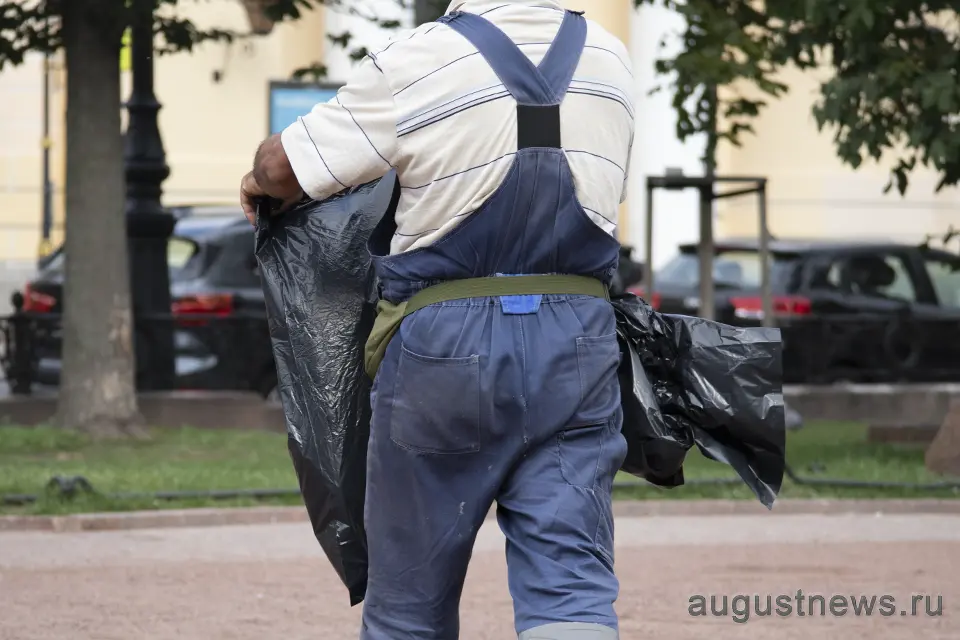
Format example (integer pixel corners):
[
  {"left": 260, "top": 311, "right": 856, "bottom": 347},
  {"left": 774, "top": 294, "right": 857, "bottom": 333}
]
[{"left": 362, "top": 9, "right": 627, "bottom": 640}]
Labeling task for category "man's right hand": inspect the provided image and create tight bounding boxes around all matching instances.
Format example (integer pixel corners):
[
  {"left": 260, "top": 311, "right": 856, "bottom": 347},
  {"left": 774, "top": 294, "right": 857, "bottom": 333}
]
[{"left": 241, "top": 171, "right": 305, "bottom": 226}]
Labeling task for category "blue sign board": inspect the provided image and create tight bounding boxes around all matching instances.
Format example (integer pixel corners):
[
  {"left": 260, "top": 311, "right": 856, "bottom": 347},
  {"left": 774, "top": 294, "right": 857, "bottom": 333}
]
[{"left": 268, "top": 82, "right": 342, "bottom": 136}]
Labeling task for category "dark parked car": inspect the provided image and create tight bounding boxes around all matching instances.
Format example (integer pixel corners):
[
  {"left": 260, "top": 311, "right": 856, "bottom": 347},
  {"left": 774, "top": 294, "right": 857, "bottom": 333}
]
[
  {"left": 629, "top": 238, "right": 960, "bottom": 383},
  {"left": 15, "top": 223, "right": 649, "bottom": 396},
  {"left": 610, "top": 245, "right": 646, "bottom": 296},
  {"left": 14, "top": 207, "right": 278, "bottom": 397}
]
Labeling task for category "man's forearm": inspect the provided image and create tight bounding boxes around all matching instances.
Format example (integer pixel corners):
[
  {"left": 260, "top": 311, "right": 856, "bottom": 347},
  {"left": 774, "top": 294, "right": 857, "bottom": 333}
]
[{"left": 252, "top": 134, "right": 302, "bottom": 200}]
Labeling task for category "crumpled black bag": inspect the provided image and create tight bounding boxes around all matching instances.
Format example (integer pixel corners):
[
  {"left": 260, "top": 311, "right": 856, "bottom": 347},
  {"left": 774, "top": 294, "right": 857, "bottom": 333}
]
[
  {"left": 612, "top": 294, "right": 785, "bottom": 507},
  {"left": 254, "top": 172, "right": 785, "bottom": 604},
  {"left": 254, "top": 173, "right": 398, "bottom": 606}
]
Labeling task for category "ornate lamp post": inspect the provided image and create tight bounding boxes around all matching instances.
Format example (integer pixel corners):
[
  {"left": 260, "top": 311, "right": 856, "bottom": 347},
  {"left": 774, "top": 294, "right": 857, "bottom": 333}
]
[{"left": 124, "top": 0, "right": 175, "bottom": 390}]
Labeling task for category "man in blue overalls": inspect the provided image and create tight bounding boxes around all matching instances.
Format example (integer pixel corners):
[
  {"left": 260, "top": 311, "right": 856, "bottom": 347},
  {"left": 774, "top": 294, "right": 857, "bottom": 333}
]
[{"left": 242, "top": 2, "right": 635, "bottom": 638}]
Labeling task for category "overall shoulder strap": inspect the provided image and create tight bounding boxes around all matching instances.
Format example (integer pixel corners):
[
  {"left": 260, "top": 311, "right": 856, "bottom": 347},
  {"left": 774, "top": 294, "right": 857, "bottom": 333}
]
[
  {"left": 438, "top": 10, "right": 556, "bottom": 105},
  {"left": 438, "top": 10, "right": 588, "bottom": 148},
  {"left": 536, "top": 10, "right": 587, "bottom": 103}
]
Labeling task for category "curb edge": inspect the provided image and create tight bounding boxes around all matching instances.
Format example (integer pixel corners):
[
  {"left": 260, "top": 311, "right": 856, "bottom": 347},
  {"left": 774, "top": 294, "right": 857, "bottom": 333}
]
[{"left": 2, "top": 499, "right": 959, "bottom": 533}]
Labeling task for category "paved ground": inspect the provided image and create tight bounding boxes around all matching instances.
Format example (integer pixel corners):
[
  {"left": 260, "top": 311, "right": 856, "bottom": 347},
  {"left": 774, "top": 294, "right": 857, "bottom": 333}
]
[{"left": 1, "top": 513, "right": 957, "bottom": 639}]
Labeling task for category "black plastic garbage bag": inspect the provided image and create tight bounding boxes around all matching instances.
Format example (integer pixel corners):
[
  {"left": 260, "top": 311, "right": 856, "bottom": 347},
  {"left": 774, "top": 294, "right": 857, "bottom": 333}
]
[
  {"left": 612, "top": 294, "right": 786, "bottom": 508},
  {"left": 255, "top": 171, "right": 786, "bottom": 604},
  {"left": 253, "top": 172, "right": 399, "bottom": 606}
]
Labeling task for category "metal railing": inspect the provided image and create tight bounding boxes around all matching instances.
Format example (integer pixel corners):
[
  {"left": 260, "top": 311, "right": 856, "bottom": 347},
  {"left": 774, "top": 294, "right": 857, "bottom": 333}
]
[
  {"left": 1, "top": 305, "right": 274, "bottom": 396},
  {"left": 777, "top": 314, "right": 960, "bottom": 384},
  {"left": 5, "top": 305, "right": 960, "bottom": 394}
]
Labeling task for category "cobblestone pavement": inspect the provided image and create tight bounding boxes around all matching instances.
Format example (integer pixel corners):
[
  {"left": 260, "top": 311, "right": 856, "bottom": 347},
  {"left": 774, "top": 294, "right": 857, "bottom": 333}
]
[{"left": 1, "top": 514, "right": 957, "bottom": 639}]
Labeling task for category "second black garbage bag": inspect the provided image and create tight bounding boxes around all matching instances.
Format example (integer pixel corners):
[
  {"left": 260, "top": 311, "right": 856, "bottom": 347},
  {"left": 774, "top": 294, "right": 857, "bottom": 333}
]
[
  {"left": 612, "top": 294, "right": 786, "bottom": 507},
  {"left": 255, "top": 172, "right": 786, "bottom": 604}
]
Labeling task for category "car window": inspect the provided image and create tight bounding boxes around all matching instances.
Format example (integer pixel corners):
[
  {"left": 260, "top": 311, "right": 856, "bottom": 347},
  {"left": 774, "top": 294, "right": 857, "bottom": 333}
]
[
  {"left": 657, "top": 251, "right": 796, "bottom": 290},
  {"left": 203, "top": 232, "right": 261, "bottom": 288},
  {"left": 39, "top": 248, "right": 65, "bottom": 276},
  {"left": 923, "top": 255, "right": 960, "bottom": 308},
  {"left": 816, "top": 254, "right": 917, "bottom": 302},
  {"left": 168, "top": 237, "right": 198, "bottom": 270},
  {"left": 168, "top": 236, "right": 204, "bottom": 282}
]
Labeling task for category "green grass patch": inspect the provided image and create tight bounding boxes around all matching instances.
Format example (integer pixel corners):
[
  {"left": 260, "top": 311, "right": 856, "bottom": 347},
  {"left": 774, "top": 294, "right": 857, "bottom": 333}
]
[
  {"left": 1, "top": 421, "right": 957, "bottom": 516},
  {"left": 616, "top": 421, "right": 960, "bottom": 501},
  {"left": 0, "top": 426, "right": 301, "bottom": 515}
]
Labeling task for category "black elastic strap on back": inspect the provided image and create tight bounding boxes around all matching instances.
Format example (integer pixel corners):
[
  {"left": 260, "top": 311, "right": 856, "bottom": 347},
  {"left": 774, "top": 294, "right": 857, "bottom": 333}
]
[{"left": 517, "top": 104, "right": 561, "bottom": 149}]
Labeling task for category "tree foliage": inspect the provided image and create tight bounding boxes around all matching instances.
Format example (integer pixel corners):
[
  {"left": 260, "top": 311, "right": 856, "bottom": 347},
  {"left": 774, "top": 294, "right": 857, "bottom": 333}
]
[
  {"left": 1, "top": 0, "right": 233, "bottom": 65},
  {"left": 636, "top": 0, "right": 960, "bottom": 194},
  {"left": 1, "top": 0, "right": 421, "bottom": 89},
  {"left": 0, "top": 0, "right": 412, "bottom": 67}
]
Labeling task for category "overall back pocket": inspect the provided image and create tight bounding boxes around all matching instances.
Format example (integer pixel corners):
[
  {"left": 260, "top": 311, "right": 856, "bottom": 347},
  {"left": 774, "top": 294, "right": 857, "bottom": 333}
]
[
  {"left": 389, "top": 344, "right": 483, "bottom": 455},
  {"left": 572, "top": 333, "right": 622, "bottom": 427}
]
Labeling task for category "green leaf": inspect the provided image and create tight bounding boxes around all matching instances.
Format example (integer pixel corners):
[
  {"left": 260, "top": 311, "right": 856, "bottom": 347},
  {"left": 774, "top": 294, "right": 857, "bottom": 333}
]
[
  {"left": 631, "top": 0, "right": 960, "bottom": 195},
  {"left": 894, "top": 167, "right": 909, "bottom": 196}
]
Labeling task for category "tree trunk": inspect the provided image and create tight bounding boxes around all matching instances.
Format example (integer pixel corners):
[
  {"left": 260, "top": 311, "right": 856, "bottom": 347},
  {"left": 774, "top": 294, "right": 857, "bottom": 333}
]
[
  {"left": 57, "top": 0, "right": 145, "bottom": 438},
  {"left": 415, "top": 0, "right": 447, "bottom": 25}
]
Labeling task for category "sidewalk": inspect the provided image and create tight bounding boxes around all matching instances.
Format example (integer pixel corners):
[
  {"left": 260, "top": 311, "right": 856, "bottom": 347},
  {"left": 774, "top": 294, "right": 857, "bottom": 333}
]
[{"left": 1, "top": 512, "right": 957, "bottom": 639}]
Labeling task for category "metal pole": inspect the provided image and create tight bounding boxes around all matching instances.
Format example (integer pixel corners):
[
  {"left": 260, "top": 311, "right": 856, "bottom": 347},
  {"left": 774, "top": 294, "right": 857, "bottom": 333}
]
[
  {"left": 644, "top": 180, "right": 655, "bottom": 297},
  {"left": 698, "top": 84, "right": 718, "bottom": 321},
  {"left": 39, "top": 53, "right": 54, "bottom": 265},
  {"left": 758, "top": 181, "right": 774, "bottom": 327},
  {"left": 124, "top": 0, "right": 175, "bottom": 390},
  {"left": 697, "top": 186, "right": 715, "bottom": 320},
  {"left": 8, "top": 292, "right": 33, "bottom": 395}
]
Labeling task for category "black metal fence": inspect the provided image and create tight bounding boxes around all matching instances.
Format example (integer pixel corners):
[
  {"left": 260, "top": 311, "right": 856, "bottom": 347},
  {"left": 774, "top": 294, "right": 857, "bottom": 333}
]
[
  {"left": 1, "top": 307, "right": 275, "bottom": 396},
  {"left": 4, "top": 304, "right": 960, "bottom": 394},
  {"left": 778, "top": 314, "right": 960, "bottom": 384}
]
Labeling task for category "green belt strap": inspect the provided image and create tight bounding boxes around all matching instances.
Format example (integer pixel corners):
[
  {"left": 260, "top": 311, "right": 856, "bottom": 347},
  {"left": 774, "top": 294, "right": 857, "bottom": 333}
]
[{"left": 363, "top": 274, "right": 609, "bottom": 380}]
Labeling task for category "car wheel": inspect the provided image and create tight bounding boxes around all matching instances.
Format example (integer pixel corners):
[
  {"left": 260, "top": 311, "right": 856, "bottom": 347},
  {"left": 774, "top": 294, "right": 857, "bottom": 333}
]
[{"left": 882, "top": 319, "right": 923, "bottom": 375}]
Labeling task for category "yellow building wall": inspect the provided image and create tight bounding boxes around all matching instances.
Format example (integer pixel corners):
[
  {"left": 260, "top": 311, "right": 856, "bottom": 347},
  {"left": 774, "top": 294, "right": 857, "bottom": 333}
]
[
  {"left": 0, "top": 53, "right": 67, "bottom": 263},
  {"left": 563, "top": 0, "right": 630, "bottom": 48},
  {"left": 150, "top": 0, "right": 326, "bottom": 206},
  {"left": 716, "top": 63, "right": 960, "bottom": 242}
]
